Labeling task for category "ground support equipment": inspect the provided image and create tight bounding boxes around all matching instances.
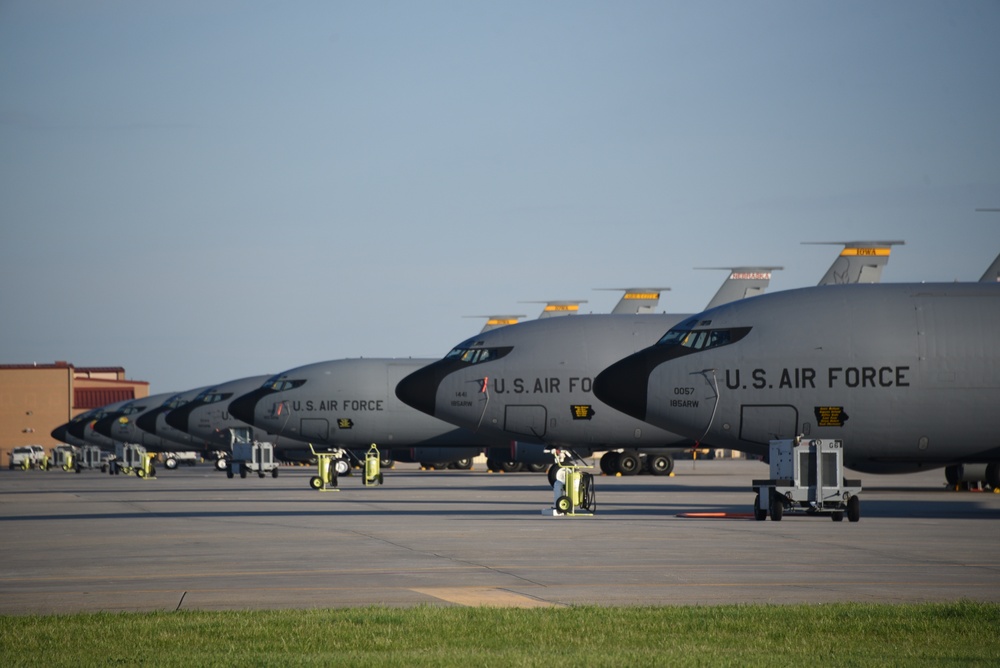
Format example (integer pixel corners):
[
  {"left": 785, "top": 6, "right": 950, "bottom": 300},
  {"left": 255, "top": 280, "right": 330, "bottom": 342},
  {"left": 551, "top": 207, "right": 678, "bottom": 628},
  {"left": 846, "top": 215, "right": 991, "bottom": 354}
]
[
  {"left": 363, "top": 444, "right": 383, "bottom": 487},
  {"left": 545, "top": 451, "right": 596, "bottom": 516},
  {"left": 75, "top": 446, "right": 107, "bottom": 473},
  {"left": 308, "top": 445, "right": 345, "bottom": 492},
  {"left": 226, "top": 441, "right": 279, "bottom": 479},
  {"left": 110, "top": 444, "right": 147, "bottom": 476},
  {"left": 752, "top": 437, "right": 861, "bottom": 522}
]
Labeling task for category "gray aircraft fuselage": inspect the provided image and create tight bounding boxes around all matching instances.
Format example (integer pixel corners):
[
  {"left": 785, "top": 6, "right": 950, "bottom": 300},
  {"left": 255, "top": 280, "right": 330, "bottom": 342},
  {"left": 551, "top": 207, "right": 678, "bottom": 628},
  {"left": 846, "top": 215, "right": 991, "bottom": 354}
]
[
  {"left": 594, "top": 283, "right": 1000, "bottom": 474},
  {"left": 227, "top": 358, "right": 512, "bottom": 453},
  {"left": 163, "top": 374, "right": 295, "bottom": 452},
  {"left": 95, "top": 391, "right": 214, "bottom": 453},
  {"left": 395, "top": 314, "right": 697, "bottom": 450}
]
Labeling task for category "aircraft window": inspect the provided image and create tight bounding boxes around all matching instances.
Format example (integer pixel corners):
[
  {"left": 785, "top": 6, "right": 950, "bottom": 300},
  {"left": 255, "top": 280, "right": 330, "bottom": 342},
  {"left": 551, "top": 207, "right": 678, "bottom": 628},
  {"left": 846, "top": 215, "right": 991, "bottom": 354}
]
[
  {"left": 443, "top": 346, "right": 512, "bottom": 365},
  {"left": 267, "top": 379, "right": 305, "bottom": 392},
  {"left": 656, "top": 327, "right": 749, "bottom": 351}
]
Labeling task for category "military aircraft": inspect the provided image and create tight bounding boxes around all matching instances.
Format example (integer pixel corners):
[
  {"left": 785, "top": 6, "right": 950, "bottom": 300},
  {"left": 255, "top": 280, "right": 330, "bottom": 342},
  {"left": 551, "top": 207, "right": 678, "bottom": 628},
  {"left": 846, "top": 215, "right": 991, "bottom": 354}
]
[
  {"left": 163, "top": 374, "right": 320, "bottom": 464},
  {"left": 91, "top": 391, "right": 217, "bottom": 459},
  {"left": 395, "top": 242, "right": 901, "bottom": 476},
  {"left": 592, "top": 281, "right": 1000, "bottom": 487},
  {"left": 226, "top": 358, "right": 512, "bottom": 472}
]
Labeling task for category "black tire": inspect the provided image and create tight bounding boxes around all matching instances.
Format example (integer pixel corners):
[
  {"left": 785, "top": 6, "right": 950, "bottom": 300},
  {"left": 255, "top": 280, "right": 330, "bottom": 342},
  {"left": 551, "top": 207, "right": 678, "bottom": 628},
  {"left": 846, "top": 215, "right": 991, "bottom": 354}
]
[
  {"left": 334, "top": 458, "right": 351, "bottom": 476},
  {"left": 753, "top": 493, "right": 767, "bottom": 521},
  {"left": 164, "top": 457, "right": 178, "bottom": 470},
  {"left": 526, "top": 463, "right": 548, "bottom": 473},
  {"left": 215, "top": 458, "right": 228, "bottom": 471},
  {"left": 617, "top": 451, "right": 641, "bottom": 476},
  {"left": 647, "top": 454, "right": 674, "bottom": 476},
  {"left": 309, "top": 476, "right": 322, "bottom": 490},
  {"left": 258, "top": 472, "right": 265, "bottom": 478},
  {"left": 451, "top": 458, "right": 473, "bottom": 470},
  {"left": 769, "top": 493, "right": 783, "bottom": 521},
  {"left": 581, "top": 473, "right": 596, "bottom": 512},
  {"left": 599, "top": 452, "right": 619, "bottom": 475},
  {"left": 847, "top": 495, "right": 860, "bottom": 522},
  {"left": 239, "top": 464, "right": 247, "bottom": 479},
  {"left": 499, "top": 461, "right": 521, "bottom": 473},
  {"left": 556, "top": 495, "right": 572, "bottom": 513},
  {"left": 226, "top": 467, "right": 234, "bottom": 479},
  {"left": 832, "top": 511, "right": 844, "bottom": 522},
  {"left": 136, "top": 469, "right": 145, "bottom": 479},
  {"left": 547, "top": 465, "right": 559, "bottom": 487},
  {"left": 271, "top": 468, "right": 279, "bottom": 478}
]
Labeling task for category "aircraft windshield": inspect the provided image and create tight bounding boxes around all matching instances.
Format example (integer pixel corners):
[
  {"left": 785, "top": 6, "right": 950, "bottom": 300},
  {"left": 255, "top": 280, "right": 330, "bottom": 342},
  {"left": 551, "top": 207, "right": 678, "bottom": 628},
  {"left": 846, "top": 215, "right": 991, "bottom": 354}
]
[
  {"left": 443, "top": 346, "right": 513, "bottom": 365},
  {"left": 656, "top": 326, "right": 751, "bottom": 351}
]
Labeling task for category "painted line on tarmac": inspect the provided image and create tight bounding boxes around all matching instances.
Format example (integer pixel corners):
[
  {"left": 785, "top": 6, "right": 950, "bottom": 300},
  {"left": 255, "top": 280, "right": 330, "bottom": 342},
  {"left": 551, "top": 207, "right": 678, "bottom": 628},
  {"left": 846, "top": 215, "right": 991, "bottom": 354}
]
[{"left": 409, "top": 586, "right": 561, "bottom": 608}]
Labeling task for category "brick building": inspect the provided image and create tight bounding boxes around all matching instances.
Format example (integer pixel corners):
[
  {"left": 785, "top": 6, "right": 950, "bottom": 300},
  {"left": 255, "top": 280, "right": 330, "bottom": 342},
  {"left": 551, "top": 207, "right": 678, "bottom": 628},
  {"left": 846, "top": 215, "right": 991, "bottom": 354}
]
[{"left": 0, "top": 362, "right": 149, "bottom": 464}]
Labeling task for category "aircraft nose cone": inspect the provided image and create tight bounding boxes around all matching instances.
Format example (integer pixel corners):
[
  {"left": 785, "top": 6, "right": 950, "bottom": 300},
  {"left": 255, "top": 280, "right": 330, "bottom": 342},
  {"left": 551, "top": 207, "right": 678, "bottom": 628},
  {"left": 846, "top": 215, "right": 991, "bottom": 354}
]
[
  {"left": 228, "top": 390, "right": 264, "bottom": 425},
  {"left": 593, "top": 351, "right": 655, "bottom": 422},
  {"left": 165, "top": 403, "right": 193, "bottom": 432},
  {"left": 395, "top": 366, "right": 440, "bottom": 417},
  {"left": 51, "top": 424, "right": 69, "bottom": 442}
]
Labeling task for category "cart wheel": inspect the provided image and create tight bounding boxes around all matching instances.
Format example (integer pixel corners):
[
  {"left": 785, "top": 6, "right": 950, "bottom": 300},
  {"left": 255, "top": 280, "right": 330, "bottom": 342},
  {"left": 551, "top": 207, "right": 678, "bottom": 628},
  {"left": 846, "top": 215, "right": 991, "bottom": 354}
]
[
  {"left": 769, "top": 493, "right": 783, "bottom": 521},
  {"left": 831, "top": 511, "right": 844, "bottom": 522},
  {"left": 847, "top": 495, "right": 860, "bottom": 522},
  {"left": 272, "top": 468, "right": 279, "bottom": 478},
  {"left": 753, "top": 494, "right": 767, "bottom": 521},
  {"left": 377, "top": 473, "right": 383, "bottom": 485},
  {"left": 149, "top": 466, "right": 155, "bottom": 478},
  {"left": 310, "top": 476, "right": 322, "bottom": 490},
  {"left": 258, "top": 472, "right": 265, "bottom": 478},
  {"left": 555, "top": 495, "right": 572, "bottom": 513},
  {"left": 136, "top": 468, "right": 146, "bottom": 479},
  {"left": 226, "top": 467, "right": 234, "bottom": 479},
  {"left": 239, "top": 464, "right": 247, "bottom": 479}
]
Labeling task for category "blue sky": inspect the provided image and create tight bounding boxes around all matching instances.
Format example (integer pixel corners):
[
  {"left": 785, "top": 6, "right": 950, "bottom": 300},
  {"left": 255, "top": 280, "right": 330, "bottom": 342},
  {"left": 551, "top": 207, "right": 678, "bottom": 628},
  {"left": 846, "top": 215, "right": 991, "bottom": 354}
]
[{"left": 2, "top": 1, "right": 998, "bottom": 394}]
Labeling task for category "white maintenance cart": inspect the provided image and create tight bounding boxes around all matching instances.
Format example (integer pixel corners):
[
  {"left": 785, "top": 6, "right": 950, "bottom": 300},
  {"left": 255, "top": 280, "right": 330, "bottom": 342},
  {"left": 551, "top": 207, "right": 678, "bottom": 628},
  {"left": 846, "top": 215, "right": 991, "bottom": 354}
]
[{"left": 752, "top": 437, "right": 862, "bottom": 522}]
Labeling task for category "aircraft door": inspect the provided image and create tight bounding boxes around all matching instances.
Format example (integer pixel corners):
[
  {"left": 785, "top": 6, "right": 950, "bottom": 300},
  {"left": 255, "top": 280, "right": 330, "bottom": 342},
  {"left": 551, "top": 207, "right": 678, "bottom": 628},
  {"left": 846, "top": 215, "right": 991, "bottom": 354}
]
[
  {"left": 739, "top": 404, "right": 798, "bottom": 446},
  {"left": 300, "top": 418, "right": 330, "bottom": 442},
  {"left": 503, "top": 405, "right": 547, "bottom": 439}
]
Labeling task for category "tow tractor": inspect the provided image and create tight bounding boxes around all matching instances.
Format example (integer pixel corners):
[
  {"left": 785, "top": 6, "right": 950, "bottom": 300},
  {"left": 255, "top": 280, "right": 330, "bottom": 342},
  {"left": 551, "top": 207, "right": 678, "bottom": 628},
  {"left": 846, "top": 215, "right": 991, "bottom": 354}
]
[
  {"left": 226, "top": 441, "right": 279, "bottom": 479},
  {"left": 752, "top": 437, "right": 861, "bottom": 522},
  {"left": 544, "top": 449, "right": 596, "bottom": 516}
]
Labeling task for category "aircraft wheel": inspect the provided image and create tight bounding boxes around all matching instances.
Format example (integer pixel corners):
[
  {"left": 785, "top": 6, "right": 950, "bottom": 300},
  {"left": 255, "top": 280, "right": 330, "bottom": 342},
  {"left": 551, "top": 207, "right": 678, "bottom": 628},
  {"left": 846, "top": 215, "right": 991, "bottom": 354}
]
[
  {"left": 271, "top": 468, "right": 279, "bottom": 478},
  {"left": 555, "top": 495, "right": 572, "bottom": 514},
  {"left": 847, "top": 495, "right": 860, "bottom": 522},
  {"left": 499, "top": 461, "right": 521, "bottom": 473},
  {"left": 164, "top": 457, "right": 178, "bottom": 470},
  {"left": 334, "top": 458, "right": 351, "bottom": 476},
  {"left": 451, "top": 458, "right": 473, "bottom": 470},
  {"left": 600, "top": 452, "right": 619, "bottom": 475},
  {"left": 832, "top": 511, "right": 844, "bottom": 522},
  {"left": 547, "top": 465, "right": 559, "bottom": 487},
  {"left": 526, "top": 463, "right": 547, "bottom": 473},
  {"left": 309, "top": 476, "right": 322, "bottom": 490},
  {"left": 215, "top": 458, "right": 228, "bottom": 471},
  {"left": 647, "top": 454, "right": 674, "bottom": 476},
  {"left": 617, "top": 451, "right": 641, "bottom": 476},
  {"left": 753, "top": 494, "right": 767, "bottom": 521},
  {"left": 769, "top": 493, "right": 783, "bottom": 521},
  {"left": 986, "top": 462, "right": 1000, "bottom": 489}
]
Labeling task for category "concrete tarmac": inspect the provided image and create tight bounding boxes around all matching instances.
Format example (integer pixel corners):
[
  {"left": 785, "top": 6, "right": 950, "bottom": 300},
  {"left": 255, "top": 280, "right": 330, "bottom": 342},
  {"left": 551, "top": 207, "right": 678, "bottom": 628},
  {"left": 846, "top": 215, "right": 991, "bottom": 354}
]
[{"left": 1, "top": 459, "right": 999, "bottom": 614}]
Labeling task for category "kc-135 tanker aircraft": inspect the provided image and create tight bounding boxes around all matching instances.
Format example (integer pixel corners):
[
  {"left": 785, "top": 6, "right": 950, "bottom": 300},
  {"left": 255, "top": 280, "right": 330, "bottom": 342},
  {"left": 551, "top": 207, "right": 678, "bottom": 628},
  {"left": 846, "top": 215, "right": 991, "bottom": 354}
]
[{"left": 592, "top": 281, "right": 1000, "bottom": 487}]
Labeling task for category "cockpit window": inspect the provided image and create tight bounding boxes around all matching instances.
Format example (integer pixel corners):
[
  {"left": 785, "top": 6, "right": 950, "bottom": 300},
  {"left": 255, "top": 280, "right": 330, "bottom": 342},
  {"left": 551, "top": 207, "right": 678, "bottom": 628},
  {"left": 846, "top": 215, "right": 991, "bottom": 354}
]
[
  {"left": 656, "top": 326, "right": 751, "bottom": 351},
  {"left": 443, "top": 346, "right": 513, "bottom": 365},
  {"left": 194, "top": 389, "right": 232, "bottom": 404},
  {"left": 261, "top": 375, "right": 306, "bottom": 392}
]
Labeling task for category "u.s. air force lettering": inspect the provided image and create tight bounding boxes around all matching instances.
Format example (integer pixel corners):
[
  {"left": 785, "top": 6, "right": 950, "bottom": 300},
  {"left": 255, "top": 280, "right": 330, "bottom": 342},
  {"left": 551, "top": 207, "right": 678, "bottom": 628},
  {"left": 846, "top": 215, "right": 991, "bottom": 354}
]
[
  {"left": 489, "top": 377, "right": 593, "bottom": 394},
  {"left": 288, "top": 399, "right": 385, "bottom": 412},
  {"left": 722, "top": 366, "right": 910, "bottom": 390}
]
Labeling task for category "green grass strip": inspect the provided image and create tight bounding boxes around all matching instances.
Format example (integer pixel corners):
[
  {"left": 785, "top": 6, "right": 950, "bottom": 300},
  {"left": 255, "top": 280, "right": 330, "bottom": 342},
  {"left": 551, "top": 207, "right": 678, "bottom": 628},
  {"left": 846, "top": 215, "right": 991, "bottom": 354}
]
[{"left": 2, "top": 602, "right": 998, "bottom": 667}]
